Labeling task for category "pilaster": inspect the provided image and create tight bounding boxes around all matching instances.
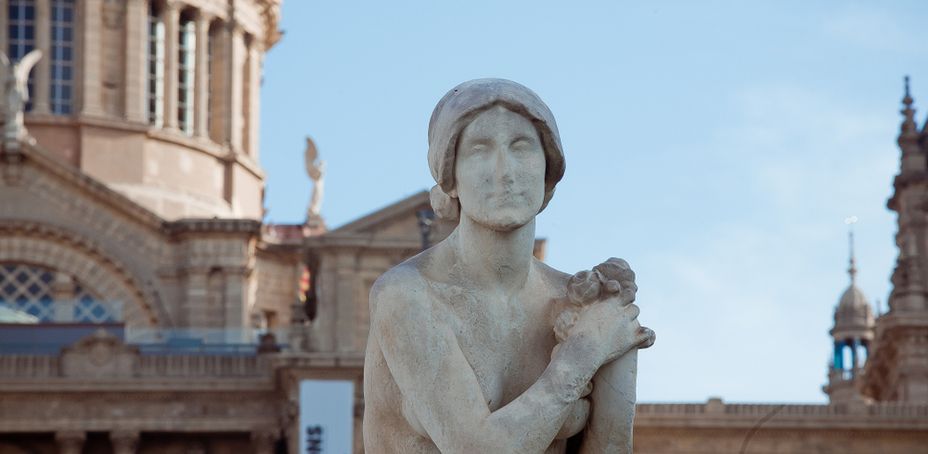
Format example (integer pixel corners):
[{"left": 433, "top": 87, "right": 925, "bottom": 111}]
[
  {"left": 123, "top": 0, "right": 147, "bottom": 123},
  {"left": 314, "top": 253, "right": 338, "bottom": 351},
  {"left": 32, "top": 0, "right": 50, "bottom": 114},
  {"left": 183, "top": 266, "right": 209, "bottom": 327},
  {"left": 80, "top": 0, "right": 104, "bottom": 116},
  {"left": 0, "top": 0, "right": 8, "bottom": 56},
  {"left": 335, "top": 251, "right": 359, "bottom": 352},
  {"left": 223, "top": 265, "right": 252, "bottom": 341}
]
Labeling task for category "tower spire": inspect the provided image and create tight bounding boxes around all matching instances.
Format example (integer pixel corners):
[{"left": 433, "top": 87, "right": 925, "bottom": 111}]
[
  {"left": 902, "top": 76, "right": 917, "bottom": 137},
  {"left": 846, "top": 216, "right": 858, "bottom": 284}
]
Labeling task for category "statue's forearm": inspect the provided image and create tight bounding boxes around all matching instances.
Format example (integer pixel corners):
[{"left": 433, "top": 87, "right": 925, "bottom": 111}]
[{"left": 579, "top": 349, "right": 638, "bottom": 454}]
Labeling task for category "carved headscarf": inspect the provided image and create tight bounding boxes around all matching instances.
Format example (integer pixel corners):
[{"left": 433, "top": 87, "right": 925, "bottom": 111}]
[{"left": 427, "top": 79, "right": 566, "bottom": 220}]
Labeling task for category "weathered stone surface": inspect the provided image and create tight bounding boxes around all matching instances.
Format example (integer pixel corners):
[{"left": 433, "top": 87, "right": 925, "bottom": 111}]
[{"left": 363, "top": 79, "right": 653, "bottom": 453}]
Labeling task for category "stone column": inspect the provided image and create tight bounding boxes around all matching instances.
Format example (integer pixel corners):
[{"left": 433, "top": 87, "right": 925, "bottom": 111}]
[
  {"left": 244, "top": 41, "right": 261, "bottom": 158},
  {"left": 162, "top": 1, "right": 179, "bottom": 129},
  {"left": 251, "top": 429, "right": 277, "bottom": 454},
  {"left": 32, "top": 0, "right": 50, "bottom": 114},
  {"left": 110, "top": 430, "right": 139, "bottom": 454},
  {"left": 80, "top": 0, "right": 104, "bottom": 116},
  {"left": 56, "top": 430, "right": 85, "bottom": 454},
  {"left": 124, "top": 0, "right": 147, "bottom": 123},
  {"left": 193, "top": 12, "right": 210, "bottom": 139},
  {"left": 227, "top": 24, "right": 244, "bottom": 151}
]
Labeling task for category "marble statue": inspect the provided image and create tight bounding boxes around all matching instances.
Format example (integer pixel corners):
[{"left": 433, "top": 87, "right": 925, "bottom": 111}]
[
  {"left": 0, "top": 49, "right": 42, "bottom": 146},
  {"left": 304, "top": 136, "right": 326, "bottom": 223},
  {"left": 363, "top": 79, "right": 654, "bottom": 453}
]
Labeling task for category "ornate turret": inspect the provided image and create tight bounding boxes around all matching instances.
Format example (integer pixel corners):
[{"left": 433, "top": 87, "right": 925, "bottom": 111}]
[
  {"left": 898, "top": 76, "right": 926, "bottom": 176},
  {"left": 825, "top": 224, "right": 874, "bottom": 403},
  {"left": 863, "top": 79, "right": 928, "bottom": 403}
]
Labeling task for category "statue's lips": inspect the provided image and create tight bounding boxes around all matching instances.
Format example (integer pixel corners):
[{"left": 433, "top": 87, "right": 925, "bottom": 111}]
[{"left": 486, "top": 191, "right": 526, "bottom": 204}]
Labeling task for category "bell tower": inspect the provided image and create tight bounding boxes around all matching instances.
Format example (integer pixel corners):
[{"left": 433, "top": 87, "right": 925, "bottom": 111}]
[{"left": 824, "top": 224, "right": 874, "bottom": 403}]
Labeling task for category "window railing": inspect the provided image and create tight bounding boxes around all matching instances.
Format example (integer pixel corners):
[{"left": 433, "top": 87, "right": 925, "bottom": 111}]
[{"left": 0, "top": 323, "right": 289, "bottom": 355}]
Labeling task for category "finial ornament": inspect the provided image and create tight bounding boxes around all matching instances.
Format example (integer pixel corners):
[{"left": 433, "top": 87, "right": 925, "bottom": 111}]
[
  {"left": 0, "top": 49, "right": 42, "bottom": 149},
  {"left": 303, "top": 136, "right": 326, "bottom": 225},
  {"left": 901, "top": 75, "right": 917, "bottom": 136},
  {"left": 845, "top": 216, "right": 858, "bottom": 283}
]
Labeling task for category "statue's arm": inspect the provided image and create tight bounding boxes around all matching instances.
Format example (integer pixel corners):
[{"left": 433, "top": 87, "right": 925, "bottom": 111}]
[
  {"left": 579, "top": 350, "right": 638, "bottom": 453},
  {"left": 371, "top": 276, "right": 600, "bottom": 454}
]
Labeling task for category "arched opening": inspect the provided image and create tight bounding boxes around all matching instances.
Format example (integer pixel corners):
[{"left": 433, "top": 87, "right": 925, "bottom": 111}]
[
  {"left": 0, "top": 262, "right": 120, "bottom": 323},
  {"left": 49, "top": 0, "right": 74, "bottom": 114},
  {"left": 177, "top": 9, "right": 196, "bottom": 134},
  {"left": 147, "top": 0, "right": 166, "bottom": 126}
]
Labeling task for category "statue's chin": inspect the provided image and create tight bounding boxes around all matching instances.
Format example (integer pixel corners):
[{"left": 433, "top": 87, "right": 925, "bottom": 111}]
[{"left": 467, "top": 212, "right": 533, "bottom": 233}]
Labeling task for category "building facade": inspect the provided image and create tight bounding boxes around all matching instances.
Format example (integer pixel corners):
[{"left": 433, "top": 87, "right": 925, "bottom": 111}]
[{"left": 0, "top": 1, "right": 926, "bottom": 453}]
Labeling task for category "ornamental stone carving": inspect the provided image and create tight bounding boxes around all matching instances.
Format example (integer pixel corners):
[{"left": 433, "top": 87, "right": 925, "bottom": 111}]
[{"left": 60, "top": 329, "right": 139, "bottom": 378}]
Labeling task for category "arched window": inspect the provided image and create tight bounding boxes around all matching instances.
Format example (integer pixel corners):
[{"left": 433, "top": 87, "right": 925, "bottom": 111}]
[
  {"left": 177, "top": 11, "right": 196, "bottom": 134},
  {"left": 0, "top": 263, "right": 120, "bottom": 323},
  {"left": 207, "top": 20, "right": 223, "bottom": 142},
  {"left": 147, "top": 1, "right": 165, "bottom": 126},
  {"left": 49, "top": 0, "right": 74, "bottom": 114},
  {"left": 7, "top": 0, "right": 36, "bottom": 112}
]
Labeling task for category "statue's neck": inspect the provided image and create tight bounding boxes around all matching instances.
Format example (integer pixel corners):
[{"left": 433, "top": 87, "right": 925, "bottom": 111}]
[{"left": 451, "top": 215, "right": 536, "bottom": 296}]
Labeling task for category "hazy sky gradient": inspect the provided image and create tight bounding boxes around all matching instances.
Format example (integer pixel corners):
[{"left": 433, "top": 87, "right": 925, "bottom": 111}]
[{"left": 260, "top": 1, "right": 928, "bottom": 403}]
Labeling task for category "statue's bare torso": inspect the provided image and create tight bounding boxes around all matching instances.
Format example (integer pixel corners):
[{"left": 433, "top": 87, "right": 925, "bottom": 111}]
[{"left": 363, "top": 249, "right": 577, "bottom": 453}]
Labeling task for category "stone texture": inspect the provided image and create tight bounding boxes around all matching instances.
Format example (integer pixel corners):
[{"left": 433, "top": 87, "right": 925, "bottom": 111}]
[{"left": 363, "top": 79, "right": 651, "bottom": 453}]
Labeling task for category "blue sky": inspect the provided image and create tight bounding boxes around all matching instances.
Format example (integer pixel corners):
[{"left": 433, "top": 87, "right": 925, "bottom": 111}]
[{"left": 260, "top": 1, "right": 928, "bottom": 403}]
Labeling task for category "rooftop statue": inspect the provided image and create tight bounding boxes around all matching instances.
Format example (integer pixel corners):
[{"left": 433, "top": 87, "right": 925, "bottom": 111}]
[
  {"left": 0, "top": 49, "right": 42, "bottom": 148},
  {"left": 304, "top": 135, "right": 326, "bottom": 225},
  {"left": 363, "top": 79, "right": 654, "bottom": 453}
]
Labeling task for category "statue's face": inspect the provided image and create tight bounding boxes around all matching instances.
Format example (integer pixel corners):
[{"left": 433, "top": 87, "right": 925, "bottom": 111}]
[{"left": 454, "top": 105, "right": 546, "bottom": 231}]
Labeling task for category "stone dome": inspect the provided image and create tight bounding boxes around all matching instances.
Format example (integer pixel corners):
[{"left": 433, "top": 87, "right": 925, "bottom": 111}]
[{"left": 834, "top": 284, "right": 874, "bottom": 331}]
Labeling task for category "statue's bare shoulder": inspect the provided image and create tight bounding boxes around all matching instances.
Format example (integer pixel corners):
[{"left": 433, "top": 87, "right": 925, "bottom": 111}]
[{"left": 369, "top": 254, "right": 434, "bottom": 321}]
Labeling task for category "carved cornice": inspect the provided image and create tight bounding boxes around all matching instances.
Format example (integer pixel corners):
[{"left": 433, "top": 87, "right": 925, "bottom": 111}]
[
  {"left": 166, "top": 219, "right": 263, "bottom": 236},
  {"left": 258, "top": 0, "right": 282, "bottom": 50}
]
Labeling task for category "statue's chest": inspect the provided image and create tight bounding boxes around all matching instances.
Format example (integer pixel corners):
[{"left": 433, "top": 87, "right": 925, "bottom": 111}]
[{"left": 444, "top": 295, "right": 555, "bottom": 410}]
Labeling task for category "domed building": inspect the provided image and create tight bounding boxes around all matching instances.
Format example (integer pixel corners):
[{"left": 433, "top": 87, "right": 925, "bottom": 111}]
[{"left": 823, "top": 234, "right": 875, "bottom": 403}]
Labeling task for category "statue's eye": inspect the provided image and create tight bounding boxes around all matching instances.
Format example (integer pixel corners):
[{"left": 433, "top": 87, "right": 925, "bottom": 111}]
[
  {"left": 471, "top": 144, "right": 488, "bottom": 154},
  {"left": 511, "top": 138, "right": 534, "bottom": 152}
]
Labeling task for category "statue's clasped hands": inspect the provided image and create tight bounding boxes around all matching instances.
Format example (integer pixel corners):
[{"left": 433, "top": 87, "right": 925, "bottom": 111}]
[{"left": 554, "top": 258, "right": 656, "bottom": 367}]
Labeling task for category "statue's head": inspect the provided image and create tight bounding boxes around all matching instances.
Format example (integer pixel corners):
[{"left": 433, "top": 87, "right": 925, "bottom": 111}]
[{"left": 427, "top": 79, "right": 565, "bottom": 228}]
